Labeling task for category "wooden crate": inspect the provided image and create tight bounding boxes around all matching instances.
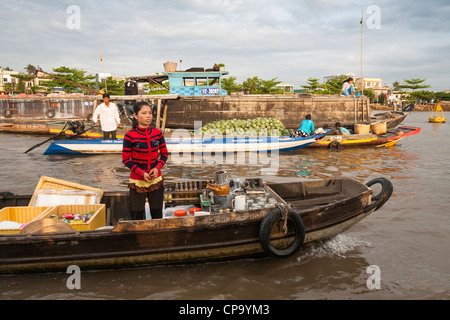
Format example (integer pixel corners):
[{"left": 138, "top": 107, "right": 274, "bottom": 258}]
[
  {"left": 41, "top": 204, "right": 106, "bottom": 232},
  {"left": 29, "top": 176, "right": 103, "bottom": 207},
  {"left": 0, "top": 206, "right": 54, "bottom": 235}
]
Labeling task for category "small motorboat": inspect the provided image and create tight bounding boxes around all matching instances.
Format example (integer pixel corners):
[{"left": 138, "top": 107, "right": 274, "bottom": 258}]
[{"left": 309, "top": 126, "right": 421, "bottom": 149}]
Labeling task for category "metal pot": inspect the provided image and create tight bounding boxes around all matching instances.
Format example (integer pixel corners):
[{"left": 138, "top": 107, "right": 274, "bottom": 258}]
[{"left": 214, "top": 171, "right": 229, "bottom": 185}]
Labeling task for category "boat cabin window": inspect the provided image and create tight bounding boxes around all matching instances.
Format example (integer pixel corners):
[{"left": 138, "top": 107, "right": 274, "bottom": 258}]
[{"left": 182, "top": 77, "right": 220, "bottom": 87}]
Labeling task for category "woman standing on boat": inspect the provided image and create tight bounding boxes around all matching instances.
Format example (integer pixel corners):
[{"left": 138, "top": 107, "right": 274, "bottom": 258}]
[{"left": 122, "top": 101, "right": 169, "bottom": 220}]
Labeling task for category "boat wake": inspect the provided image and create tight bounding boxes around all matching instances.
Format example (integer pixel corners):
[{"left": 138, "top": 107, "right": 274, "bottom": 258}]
[{"left": 300, "top": 234, "right": 371, "bottom": 260}]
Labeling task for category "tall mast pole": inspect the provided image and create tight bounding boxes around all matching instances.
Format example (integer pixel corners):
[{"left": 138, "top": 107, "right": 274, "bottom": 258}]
[{"left": 361, "top": 10, "right": 364, "bottom": 97}]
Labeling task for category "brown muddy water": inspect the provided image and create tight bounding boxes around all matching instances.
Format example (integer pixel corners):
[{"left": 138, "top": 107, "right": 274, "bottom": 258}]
[{"left": 0, "top": 112, "right": 448, "bottom": 301}]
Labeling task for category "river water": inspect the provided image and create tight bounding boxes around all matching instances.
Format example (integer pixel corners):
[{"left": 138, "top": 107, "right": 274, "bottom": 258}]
[{"left": 0, "top": 111, "right": 449, "bottom": 301}]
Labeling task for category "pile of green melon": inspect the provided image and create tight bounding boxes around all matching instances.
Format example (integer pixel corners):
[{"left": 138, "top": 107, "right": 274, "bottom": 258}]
[{"left": 196, "top": 118, "right": 294, "bottom": 136}]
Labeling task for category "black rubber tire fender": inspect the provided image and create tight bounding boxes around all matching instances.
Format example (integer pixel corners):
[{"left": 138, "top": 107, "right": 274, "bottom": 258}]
[
  {"left": 2, "top": 109, "right": 13, "bottom": 118},
  {"left": 364, "top": 178, "right": 394, "bottom": 213},
  {"left": 259, "top": 208, "right": 305, "bottom": 258},
  {"left": 45, "top": 109, "right": 56, "bottom": 118},
  {"left": 328, "top": 141, "right": 341, "bottom": 149}
]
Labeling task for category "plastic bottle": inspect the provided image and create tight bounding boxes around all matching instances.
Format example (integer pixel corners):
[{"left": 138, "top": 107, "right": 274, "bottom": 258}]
[{"left": 145, "top": 200, "right": 152, "bottom": 220}]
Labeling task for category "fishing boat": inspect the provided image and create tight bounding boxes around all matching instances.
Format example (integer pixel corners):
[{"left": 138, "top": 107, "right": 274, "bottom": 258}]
[
  {"left": 43, "top": 132, "right": 329, "bottom": 155},
  {"left": 309, "top": 126, "right": 421, "bottom": 149},
  {"left": 429, "top": 102, "right": 446, "bottom": 123},
  {"left": 0, "top": 176, "right": 393, "bottom": 274}
]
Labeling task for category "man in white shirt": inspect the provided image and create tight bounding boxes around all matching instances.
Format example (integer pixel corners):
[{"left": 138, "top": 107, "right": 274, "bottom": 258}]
[{"left": 93, "top": 93, "right": 121, "bottom": 140}]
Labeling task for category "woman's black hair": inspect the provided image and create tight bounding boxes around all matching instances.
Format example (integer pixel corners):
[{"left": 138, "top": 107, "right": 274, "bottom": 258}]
[
  {"left": 343, "top": 77, "right": 353, "bottom": 83},
  {"left": 132, "top": 101, "right": 152, "bottom": 129},
  {"left": 306, "top": 114, "right": 312, "bottom": 120}
]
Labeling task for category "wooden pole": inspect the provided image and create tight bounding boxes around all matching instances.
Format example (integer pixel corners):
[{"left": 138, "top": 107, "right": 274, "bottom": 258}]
[
  {"left": 161, "top": 100, "right": 168, "bottom": 132},
  {"left": 156, "top": 99, "right": 162, "bottom": 129}
]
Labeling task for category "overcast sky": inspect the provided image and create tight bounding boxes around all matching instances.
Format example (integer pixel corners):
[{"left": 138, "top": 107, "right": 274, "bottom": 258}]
[{"left": 1, "top": 0, "right": 449, "bottom": 91}]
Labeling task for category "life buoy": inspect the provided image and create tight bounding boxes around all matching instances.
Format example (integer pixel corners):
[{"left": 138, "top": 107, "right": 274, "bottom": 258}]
[
  {"left": 364, "top": 178, "right": 394, "bottom": 213},
  {"left": 45, "top": 109, "right": 56, "bottom": 118},
  {"left": 2, "top": 109, "right": 13, "bottom": 118},
  {"left": 328, "top": 141, "right": 341, "bottom": 149},
  {"left": 259, "top": 208, "right": 305, "bottom": 258}
]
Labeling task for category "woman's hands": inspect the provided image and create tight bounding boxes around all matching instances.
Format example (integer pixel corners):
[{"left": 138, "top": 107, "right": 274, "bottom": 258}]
[{"left": 143, "top": 168, "right": 159, "bottom": 183}]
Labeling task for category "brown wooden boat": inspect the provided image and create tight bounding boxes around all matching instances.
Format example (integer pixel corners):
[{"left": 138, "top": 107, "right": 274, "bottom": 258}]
[
  {"left": 0, "top": 177, "right": 393, "bottom": 274},
  {"left": 371, "top": 104, "right": 415, "bottom": 129}
]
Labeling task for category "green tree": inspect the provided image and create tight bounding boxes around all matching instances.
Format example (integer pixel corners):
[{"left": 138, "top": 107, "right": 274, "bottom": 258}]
[
  {"left": 258, "top": 78, "right": 282, "bottom": 94},
  {"left": 364, "top": 89, "right": 375, "bottom": 102},
  {"left": 25, "top": 64, "right": 37, "bottom": 76},
  {"left": 242, "top": 76, "right": 260, "bottom": 94},
  {"left": 99, "top": 76, "right": 125, "bottom": 95},
  {"left": 241, "top": 76, "right": 282, "bottom": 94},
  {"left": 399, "top": 78, "right": 430, "bottom": 91},
  {"left": 410, "top": 91, "right": 435, "bottom": 103},
  {"left": 41, "top": 66, "right": 96, "bottom": 93},
  {"left": 301, "top": 77, "right": 322, "bottom": 91},
  {"left": 392, "top": 81, "right": 400, "bottom": 91},
  {"left": 16, "top": 79, "right": 26, "bottom": 93},
  {"left": 435, "top": 92, "right": 450, "bottom": 101},
  {"left": 221, "top": 77, "right": 241, "bottom": 94}
]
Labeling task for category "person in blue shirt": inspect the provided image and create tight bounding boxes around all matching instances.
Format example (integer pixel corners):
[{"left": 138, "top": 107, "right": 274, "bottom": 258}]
[
  {"left": 290, "top": 114, "right": 315, "bottom": 137},
  {"left": 335, "top": 122, "right": 351, "bottom": 135}
]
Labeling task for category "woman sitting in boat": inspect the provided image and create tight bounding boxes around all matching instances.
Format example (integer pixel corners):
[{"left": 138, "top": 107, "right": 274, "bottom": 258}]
[
  {"left": 122, "top": 101, "right": 169, "bottom": 220},
  {"left": 335, "top": 122, "right": 351, "bottom": 135},
  {"left": 290, "top": 114, "right": 315, "bottom": 137}
]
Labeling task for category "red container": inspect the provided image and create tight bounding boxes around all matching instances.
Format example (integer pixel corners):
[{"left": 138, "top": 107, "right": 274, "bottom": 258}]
[
  {"left": 174, "top": 210, "right": 187, "bottom": 217},
  {"left": 189, "top": 207, "right": 202, "bottom": 215}
]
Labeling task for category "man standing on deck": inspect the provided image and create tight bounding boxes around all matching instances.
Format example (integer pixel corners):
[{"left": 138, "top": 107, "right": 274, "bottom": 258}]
[{"left": 93, "top": 93, "right": 121, "bottom": 140}]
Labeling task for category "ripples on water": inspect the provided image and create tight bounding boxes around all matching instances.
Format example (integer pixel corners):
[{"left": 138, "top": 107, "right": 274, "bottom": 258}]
[{"left": 0, "top": 112, "right": 449, "bottom": 300}]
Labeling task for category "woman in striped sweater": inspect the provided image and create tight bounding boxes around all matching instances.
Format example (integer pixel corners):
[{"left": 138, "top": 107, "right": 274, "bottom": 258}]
[{"left": 122, "top": 101, "right": 169, "bottom": 220}]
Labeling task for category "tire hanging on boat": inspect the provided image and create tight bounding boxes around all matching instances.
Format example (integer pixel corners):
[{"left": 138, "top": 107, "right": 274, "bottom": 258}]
[
  {"left": 364, "top": 178, "right": 394, "bottom": 213},
  {"left": 2, "top": 109, "right": 13, "bottom": 118},
  {"left": 45, "top": 109, "right": 56, "bottom": 118},
  {"left": 328, "top": 141, "right": 341, "bottom": 149},
  {"left": 259, "top": 207, "right": 305, "bottom": 258}
]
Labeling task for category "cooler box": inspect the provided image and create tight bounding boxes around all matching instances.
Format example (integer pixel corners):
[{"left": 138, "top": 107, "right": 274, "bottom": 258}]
[
  {"left": 0, "top": 206, "right": 54, "bottom": 235},
  {"left": 29, "top": 176, "right": 103, "bottom": 207},
  {"left": 42, "top": 204, "right": 106, "bottom": 232}
]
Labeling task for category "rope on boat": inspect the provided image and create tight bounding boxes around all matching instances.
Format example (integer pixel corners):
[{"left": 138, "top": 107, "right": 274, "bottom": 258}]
[{"left": 275, "top": 202, "right": 291, "bottom": 234}]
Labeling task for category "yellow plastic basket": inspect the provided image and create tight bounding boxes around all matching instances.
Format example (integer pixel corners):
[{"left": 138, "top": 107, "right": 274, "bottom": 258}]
[
  {"left": 0, "top": 206, "right": 53, "bottom": 235},
  {"left": 42, "top": 204, "right": 106, "bottom": 232}
]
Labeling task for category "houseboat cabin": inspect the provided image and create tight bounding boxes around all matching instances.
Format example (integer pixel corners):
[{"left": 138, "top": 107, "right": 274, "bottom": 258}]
[{"left": 164, "top": 70, "right": 229, "bottom": 96}]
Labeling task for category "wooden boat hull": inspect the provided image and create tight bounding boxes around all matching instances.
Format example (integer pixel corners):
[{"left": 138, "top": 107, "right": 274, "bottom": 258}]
[
  {"left": 0, "top": 178, "right": 392, "bottom": 274},
  {"left": 43, "top": 133, "right": 328, "bottom": 155},
  {"left": 371, "top": 104, "right": 414, "bottom": 129},
  {"left": 309, "top": 126, "right": 421, "bottom": 148}
]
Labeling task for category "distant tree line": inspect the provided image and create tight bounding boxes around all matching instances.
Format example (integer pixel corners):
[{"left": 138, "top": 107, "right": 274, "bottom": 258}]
[
  {"left": 4, "top": 64, "right": 449, "bottom": 103},
  {"left": 300, "top": 75, "right": 449, "bottom": 103}
]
